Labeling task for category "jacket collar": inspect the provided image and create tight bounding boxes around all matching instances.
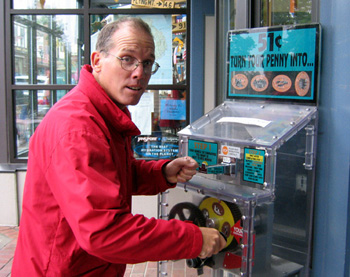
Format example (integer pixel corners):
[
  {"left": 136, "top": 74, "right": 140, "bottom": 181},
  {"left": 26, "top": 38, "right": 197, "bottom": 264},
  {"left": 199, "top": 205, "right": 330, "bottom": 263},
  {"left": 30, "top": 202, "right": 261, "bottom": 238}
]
[{"left": 78, "top": 65, "right": 141, "bottom": 137}]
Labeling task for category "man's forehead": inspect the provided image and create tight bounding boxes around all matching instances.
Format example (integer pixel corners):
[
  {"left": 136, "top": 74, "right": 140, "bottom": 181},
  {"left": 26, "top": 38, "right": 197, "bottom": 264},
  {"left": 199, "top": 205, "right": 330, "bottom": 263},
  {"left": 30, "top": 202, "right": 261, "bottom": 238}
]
[
  {"left": 112, "top": 29, "right": 155, "bottom": 55},
  {"left": 113, "top": 26, "right": 154, "bottom": 44},
  {"left": 120, "top": 46, "right": 155, "bottom": 58}
]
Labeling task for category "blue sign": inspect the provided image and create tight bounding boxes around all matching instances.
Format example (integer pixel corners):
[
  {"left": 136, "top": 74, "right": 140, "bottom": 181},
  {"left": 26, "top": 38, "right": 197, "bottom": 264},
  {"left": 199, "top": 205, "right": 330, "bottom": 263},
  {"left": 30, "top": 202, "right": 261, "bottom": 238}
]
[
  {"left": 160, "top": 99, "right": 186, "bottom": 120},
  {"left": 132, "top": 135, "right": 179, "bottom": 159},
  {"left": 227, "top": 24, "right": 320, "bottom": 103}
]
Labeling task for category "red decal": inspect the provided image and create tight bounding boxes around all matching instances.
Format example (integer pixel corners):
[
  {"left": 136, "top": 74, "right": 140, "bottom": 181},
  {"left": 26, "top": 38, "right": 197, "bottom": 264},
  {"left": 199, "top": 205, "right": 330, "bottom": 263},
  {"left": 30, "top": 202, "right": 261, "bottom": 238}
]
[
  {"left": 231, "top": 220, "right": 243, "bottom": 243},
  {"left": 223, "top": 252, "right": 242, "bottom": 269}
]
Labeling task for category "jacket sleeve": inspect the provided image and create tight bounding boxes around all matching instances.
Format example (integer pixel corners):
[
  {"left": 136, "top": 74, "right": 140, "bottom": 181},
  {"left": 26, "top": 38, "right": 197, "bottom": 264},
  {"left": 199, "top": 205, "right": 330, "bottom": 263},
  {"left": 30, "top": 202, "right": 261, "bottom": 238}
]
[
  {"left": 131, "top": 157, "right": 176, "bottom": 195},
  {"left": 44, "top": 130, "right": 202, "bottom": 264}
]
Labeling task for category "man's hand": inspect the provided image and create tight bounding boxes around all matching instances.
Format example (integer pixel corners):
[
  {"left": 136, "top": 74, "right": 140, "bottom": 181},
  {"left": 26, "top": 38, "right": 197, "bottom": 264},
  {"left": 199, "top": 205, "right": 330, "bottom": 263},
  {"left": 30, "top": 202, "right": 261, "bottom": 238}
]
[
  {"left": 163, "top": 156, "right": 198, "bottom": 184},
  {"left": 198, "top": 227, "right": 227, "bottom": 259}
]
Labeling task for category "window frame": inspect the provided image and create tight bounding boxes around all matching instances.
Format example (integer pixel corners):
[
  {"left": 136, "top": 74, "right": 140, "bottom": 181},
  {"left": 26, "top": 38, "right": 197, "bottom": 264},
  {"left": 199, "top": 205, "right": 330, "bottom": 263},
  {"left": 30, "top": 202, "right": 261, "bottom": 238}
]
[{"left": 4, "top": 0, "right": 190, "bottom": 163}]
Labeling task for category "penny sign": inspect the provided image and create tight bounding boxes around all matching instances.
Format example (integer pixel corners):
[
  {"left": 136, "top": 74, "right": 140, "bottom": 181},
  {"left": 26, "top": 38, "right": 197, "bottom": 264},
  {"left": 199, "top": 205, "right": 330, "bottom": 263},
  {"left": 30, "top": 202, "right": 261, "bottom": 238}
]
[{"left": 227, "top": 24, "right": 320, "bottom": 103}]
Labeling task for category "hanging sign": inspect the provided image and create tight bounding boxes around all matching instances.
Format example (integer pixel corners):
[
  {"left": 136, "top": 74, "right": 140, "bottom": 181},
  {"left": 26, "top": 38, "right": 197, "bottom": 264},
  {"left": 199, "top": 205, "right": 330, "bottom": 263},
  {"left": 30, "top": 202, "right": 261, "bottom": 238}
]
[
  {"left": 160, "top": 99, "right": 186, "bottom": 120},
  {"left": 131, "top": 0, "right": 175, "bottom": 8},
  {"left": 227, "top": 23, "right": 320, "bottom": 103},
  {"left": 172, "top": 21, "right": 186, "bottom": 33}
]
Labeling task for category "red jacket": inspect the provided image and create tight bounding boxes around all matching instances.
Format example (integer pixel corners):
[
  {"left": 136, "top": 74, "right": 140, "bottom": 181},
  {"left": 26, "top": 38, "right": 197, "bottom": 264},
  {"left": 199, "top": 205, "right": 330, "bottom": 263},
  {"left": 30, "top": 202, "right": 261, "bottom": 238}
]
[{"left": 12, "top": 65, "right": 202, "bottom": 276}]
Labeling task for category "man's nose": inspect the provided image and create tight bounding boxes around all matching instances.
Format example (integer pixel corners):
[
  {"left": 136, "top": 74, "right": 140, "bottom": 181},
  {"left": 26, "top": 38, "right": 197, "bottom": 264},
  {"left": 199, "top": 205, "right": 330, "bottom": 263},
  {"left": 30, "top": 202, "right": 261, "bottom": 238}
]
[{"left": 132, "top": 63, "right": 146, "bottom": 78}]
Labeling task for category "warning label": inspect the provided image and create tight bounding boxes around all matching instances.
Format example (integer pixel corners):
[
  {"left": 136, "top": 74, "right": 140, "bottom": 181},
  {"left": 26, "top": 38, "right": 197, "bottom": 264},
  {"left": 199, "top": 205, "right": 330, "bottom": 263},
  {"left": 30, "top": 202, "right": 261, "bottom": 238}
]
[{"left": 221, "top": 145, "right": 241, "bottom": 159}]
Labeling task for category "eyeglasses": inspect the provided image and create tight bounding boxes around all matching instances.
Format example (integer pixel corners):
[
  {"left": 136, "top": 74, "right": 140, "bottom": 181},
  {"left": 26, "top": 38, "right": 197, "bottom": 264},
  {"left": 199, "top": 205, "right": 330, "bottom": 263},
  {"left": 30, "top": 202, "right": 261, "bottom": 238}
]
[{"left": 106, "top": 52, "right": 160, "bottom": 75}]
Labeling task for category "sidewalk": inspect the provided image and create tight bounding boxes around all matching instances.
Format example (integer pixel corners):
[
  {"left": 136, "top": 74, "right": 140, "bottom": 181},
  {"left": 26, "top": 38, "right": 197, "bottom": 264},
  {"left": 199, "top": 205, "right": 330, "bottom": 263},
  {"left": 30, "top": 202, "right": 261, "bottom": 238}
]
[
  {"left": 0, "top": 226, "right": 211, "bottom": 276},
  {"left": 0, "top": 226, "right": 18, "bottom": 277}
]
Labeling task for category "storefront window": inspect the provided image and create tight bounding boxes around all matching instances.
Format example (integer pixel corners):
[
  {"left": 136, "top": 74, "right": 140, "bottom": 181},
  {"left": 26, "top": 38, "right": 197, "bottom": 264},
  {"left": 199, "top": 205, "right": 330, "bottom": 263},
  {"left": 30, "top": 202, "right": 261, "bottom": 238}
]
[{"left": 8, "top": 2, "right": 189, "bottom": 161}]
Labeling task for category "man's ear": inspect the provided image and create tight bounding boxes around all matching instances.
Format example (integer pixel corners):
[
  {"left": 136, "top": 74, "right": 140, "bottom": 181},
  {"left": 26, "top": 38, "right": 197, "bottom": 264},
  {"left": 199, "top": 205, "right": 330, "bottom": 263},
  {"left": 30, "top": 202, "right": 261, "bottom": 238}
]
[{"left": 91, "top": 51, "right": 102, "bottom": 73}]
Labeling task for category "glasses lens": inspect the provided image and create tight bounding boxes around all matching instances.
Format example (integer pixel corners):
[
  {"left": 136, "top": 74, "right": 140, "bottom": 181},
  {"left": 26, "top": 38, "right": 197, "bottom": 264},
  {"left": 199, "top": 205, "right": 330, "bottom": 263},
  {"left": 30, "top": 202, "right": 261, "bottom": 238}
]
[{"left": 121, "top": 57, "right": 137, "bottom": 71}]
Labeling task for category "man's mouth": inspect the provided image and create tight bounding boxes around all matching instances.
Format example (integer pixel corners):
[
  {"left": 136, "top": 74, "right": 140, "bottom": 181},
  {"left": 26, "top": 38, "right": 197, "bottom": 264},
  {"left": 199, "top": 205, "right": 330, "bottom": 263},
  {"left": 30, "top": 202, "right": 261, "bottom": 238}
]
[{"left": 127, "top": 86, "right": 142, "bottom": 91}]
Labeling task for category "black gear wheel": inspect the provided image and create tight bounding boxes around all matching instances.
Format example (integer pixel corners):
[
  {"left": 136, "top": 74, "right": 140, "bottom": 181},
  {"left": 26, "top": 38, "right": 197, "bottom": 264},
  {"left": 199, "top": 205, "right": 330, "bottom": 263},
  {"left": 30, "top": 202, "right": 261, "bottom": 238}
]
[
  {"left": 226, "top": 202, "right": 242, "bottom": 225},
  {"left": 168, "top": 202, "right": 206, "bottom": 227}
]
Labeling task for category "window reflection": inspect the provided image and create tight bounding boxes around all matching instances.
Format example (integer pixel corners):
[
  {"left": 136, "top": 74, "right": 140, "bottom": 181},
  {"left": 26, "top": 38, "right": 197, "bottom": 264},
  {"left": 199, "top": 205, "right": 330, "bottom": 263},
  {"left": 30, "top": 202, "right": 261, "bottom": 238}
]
[
  {"left": 130, "top": 90, "right": 186, "bottom": 135},
  {"left": 91, "top": 14, "right": 186, "bottom": 85},
  {"left": 13, "top": 15, "right": 83, "bottom": 85},
  {"left": 15, "top": 90, "right": 69, "bottom": 158},
  {"left": 261, "top": 0, "right": 312, "bottom": 26},
  {"left": 12, "top": 0, "right": 83, "bottom": 9},
  {"left": 172, "top": 20, "right": 186, "bottom": 84},
  {"left": 130, "top": 90, "right": 186, "bottom": 160},
  {"left": 157, "top": 90, "right": 187, "bottom": 134}
]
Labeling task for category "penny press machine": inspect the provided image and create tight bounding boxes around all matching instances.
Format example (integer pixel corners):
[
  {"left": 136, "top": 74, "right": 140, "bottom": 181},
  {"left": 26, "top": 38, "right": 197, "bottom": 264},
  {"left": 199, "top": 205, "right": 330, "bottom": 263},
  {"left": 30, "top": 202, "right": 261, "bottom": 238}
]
[{"left": 159, "top": 23, "right": 321, "bottom": 276}]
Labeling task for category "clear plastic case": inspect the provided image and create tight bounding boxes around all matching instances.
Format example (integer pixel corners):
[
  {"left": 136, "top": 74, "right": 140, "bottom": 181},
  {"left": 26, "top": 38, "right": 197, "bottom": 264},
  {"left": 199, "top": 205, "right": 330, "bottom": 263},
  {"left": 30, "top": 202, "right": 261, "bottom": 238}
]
[{"left": 177, "top": 100, "right": 317, "bottom": 201}]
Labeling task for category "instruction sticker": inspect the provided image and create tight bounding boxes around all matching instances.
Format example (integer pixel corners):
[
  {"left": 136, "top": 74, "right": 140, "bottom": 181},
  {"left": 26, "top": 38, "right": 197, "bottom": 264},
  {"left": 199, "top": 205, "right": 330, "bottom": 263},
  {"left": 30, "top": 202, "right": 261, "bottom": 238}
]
[
  {"left": 243, "top": 148, "right": 265, "bottom": 184},
  {"left": 188, "top": 140, "right": 219, "bottom": 170}
]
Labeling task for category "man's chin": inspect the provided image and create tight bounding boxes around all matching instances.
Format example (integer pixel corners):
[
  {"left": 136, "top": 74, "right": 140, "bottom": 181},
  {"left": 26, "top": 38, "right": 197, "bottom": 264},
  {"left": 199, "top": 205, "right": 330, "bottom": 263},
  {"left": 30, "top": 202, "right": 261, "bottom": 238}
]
[
  {"left": 128, "top": 94, "right": 144, "bottom": 106},
  {"left": 112, "top": 94, "right": 144, "bottom": 109},
  {"left": 118, "top": 100, "right": 142, "bottom": 110}
]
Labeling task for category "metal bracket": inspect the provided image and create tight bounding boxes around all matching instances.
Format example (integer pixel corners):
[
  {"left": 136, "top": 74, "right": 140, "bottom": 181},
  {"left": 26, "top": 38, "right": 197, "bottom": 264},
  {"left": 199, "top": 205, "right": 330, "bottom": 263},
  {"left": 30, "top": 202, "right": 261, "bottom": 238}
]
[
  {"left": 198, "top": 162, "right": 236, "bottom": 175},
  {"left": 304, "top": 125, "right": 315, "bottom": 170}
]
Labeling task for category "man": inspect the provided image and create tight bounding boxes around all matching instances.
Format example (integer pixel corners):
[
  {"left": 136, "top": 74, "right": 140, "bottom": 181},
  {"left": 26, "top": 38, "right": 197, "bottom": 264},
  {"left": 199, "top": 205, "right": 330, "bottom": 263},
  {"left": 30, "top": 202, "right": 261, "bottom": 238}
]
[{"left": 12, "top": 17, "right": 226, "bottom": 276}]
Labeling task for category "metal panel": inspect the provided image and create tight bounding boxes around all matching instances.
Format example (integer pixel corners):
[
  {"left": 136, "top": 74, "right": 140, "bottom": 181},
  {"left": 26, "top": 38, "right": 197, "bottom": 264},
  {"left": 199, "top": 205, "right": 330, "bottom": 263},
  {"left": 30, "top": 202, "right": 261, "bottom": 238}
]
[
  {"left": 0, "top": 1, "right": 8, "bottom": 163},
  {"left": 312, "top": 0, "right": 350, "bottom": 276},
  {"left": 189, "top": 0, "right": 215, "bottom": 122},
  {"left": 235, "top": 0, "right": 249, "bottom": 29}
]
